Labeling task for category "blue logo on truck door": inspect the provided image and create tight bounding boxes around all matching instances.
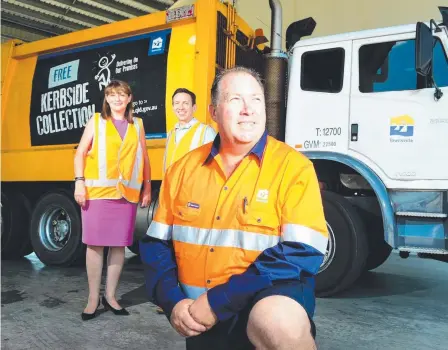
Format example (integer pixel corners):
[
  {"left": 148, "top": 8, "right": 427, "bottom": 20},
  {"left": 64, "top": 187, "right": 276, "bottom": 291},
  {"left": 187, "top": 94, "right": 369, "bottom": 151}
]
[{"left": 390, "top": 115, "right": 414, "bottom": 137}]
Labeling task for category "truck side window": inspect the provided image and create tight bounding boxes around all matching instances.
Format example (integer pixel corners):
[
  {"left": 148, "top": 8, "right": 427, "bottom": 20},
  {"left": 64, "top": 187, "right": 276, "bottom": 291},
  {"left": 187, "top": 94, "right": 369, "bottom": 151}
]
[
  {"left": 359, "top": 38, "right": 448, "bottom": 93},
  {"left": 301, "top": 48, "right": 345, "bottom": 93}
]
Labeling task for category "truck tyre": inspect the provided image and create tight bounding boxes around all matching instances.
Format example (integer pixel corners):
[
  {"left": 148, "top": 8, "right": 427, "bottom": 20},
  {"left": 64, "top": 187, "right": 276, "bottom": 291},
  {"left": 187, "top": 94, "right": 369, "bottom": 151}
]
[
  {"left": 1, "top": 191, "right": 34, "bottom": 259},
  {"left": 354, "top": 208, "right": 392, "bottom": 272},
  {"left": 315, "top": 191, "right": 368, "bottom": 297},
  {"left": 130, "top": 190, "right": 160, "bottom": 256},
  {"left": 365, "top": 239, "right": 392, "bottom": 271},
  {"left": 127, "top": 241, "right": 140, "bottom": 255},
  {"left": 30, "top": 191, "right": 85, "bottom": 266}
]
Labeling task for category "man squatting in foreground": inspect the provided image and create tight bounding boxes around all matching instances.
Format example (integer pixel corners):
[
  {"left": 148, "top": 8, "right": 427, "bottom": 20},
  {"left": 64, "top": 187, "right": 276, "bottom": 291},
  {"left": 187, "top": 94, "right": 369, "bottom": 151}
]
[{"left": 140, "top": 67, "right": 328, "bottom": 350}]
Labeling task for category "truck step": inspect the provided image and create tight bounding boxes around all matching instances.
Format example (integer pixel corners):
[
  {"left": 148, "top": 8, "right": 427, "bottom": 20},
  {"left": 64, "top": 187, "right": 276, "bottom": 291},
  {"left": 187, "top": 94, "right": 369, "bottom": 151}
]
[
  {"left": 399, "top": 247, "right": 448, "bottom": 255},
  {"left": 396, "top": 211, "right": 447, "bottom": 219}
]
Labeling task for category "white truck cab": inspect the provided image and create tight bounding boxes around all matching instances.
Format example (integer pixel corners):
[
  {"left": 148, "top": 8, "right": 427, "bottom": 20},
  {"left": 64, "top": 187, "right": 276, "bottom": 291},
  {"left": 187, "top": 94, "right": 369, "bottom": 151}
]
[{"left": 282, "top": 7, "right": 448, "bottom": 296}]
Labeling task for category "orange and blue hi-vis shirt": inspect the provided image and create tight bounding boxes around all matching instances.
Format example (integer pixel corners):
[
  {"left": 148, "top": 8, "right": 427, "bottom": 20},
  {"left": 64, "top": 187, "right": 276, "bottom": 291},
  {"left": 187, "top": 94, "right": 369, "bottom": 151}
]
[{"left": 140, "top": 130, "right": 328, "bottom": 321}]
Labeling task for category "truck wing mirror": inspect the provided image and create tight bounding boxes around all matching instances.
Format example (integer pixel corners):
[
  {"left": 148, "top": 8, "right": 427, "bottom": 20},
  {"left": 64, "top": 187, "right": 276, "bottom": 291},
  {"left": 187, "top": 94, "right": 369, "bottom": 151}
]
[
  {"left": 415, "top": 21, "right": 443, "bottom": 101},
  {"left": 286, "top": 17, "right": 316, "bottom": 51},
  {"left": 439, "top": 6, "right": 448, "bottom": 27},
  {"left": 415, "top": 21, "right": 433, "bottom": 77}
]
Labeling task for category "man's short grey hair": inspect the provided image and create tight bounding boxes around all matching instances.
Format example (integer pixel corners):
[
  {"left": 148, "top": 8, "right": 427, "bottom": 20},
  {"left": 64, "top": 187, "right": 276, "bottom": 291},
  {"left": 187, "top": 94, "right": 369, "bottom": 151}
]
[{"left": 211, "top": 66, "right": 264, "bottom": 106}]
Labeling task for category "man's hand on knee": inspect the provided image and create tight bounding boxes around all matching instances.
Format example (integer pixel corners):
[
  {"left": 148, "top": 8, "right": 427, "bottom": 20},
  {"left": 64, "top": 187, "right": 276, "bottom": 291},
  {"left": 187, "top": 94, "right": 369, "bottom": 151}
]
[
  {"left": 170, "top": 299, "right": 207, "bottom": 337},
  {"left": 188, "top": 293, "right": 218, "bottom": 329}
]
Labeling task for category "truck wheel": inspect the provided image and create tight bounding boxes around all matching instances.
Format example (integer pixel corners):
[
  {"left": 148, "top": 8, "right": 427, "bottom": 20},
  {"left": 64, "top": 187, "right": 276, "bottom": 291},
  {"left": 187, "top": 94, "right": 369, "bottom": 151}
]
[
  {"left": 316, "top": 191, "right": 368, "bottom": 297},
  {"left": 127, "top": 241, "right": 140, "bottom": 255},
  {"left": 131, "top": 191, "right": 160, "bottom": 256},
  {"left": 365, "top": 239, "right": 392, "bottom": 271},
  {"left": 1, "top": 191, "right": 34, "bottom": 259},
  {"left": 30, "top": 191, "right": 85, "bottom": 266}
]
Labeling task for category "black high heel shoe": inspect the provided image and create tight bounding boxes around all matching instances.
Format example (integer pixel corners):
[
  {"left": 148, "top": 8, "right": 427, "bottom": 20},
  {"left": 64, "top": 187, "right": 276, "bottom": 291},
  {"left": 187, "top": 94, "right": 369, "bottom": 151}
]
[
  {"left": 81, "top": 300, "right": 100, "bottom": 321},
  {"left": 102, "top": 295, "right": 129, "bottom": 316}
]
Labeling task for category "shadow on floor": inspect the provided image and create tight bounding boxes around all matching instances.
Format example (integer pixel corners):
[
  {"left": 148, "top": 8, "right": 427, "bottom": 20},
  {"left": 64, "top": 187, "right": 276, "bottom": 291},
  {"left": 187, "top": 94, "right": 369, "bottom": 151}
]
[{"left": 330, "top": 270, "right": 430, "bottom": 299}]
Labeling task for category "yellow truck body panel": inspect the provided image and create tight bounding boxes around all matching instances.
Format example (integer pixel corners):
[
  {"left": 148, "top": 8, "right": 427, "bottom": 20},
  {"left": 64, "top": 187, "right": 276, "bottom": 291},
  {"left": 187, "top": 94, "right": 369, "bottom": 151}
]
[{"left": 1, "top": 0, "right": 257, "bottom": 182}]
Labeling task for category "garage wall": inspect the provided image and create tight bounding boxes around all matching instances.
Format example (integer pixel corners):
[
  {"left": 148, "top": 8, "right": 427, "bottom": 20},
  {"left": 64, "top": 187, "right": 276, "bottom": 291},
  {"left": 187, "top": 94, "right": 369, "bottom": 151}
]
[{"left": 236, "top": 0, "right": 444, "bottom": 47}]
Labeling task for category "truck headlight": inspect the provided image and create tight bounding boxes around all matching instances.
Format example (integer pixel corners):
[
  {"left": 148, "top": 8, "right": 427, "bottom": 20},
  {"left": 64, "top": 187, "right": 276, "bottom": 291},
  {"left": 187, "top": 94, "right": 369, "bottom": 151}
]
[{"left": 340, "top": 174, "right": 372, "bottom": 190}]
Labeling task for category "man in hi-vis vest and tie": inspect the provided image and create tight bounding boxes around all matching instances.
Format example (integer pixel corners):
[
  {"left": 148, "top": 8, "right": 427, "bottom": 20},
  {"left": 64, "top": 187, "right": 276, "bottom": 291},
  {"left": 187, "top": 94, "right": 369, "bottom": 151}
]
[{"left": 163, "top": 88, "right": 216, "bottom": 173}]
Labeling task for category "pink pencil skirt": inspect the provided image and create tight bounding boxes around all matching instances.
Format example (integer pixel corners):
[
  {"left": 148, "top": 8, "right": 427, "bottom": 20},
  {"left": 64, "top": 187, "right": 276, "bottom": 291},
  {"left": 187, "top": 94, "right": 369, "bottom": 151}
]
[{"left": 81, "top": 198, "right": 137, "bottom": 247}]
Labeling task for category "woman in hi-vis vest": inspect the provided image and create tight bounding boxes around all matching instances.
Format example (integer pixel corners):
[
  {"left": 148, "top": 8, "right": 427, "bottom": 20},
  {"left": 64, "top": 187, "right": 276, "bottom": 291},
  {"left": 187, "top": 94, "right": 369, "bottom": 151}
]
[{"left": 74, "top": 80, "right": 151, "bottom": 321}]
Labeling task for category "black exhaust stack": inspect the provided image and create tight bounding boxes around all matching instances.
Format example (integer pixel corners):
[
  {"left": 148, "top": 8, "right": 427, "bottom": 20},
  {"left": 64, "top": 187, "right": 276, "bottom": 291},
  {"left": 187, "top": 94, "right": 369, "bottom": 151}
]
[{"left": 264, "top": 0, "right": 288, "bottom": 142}]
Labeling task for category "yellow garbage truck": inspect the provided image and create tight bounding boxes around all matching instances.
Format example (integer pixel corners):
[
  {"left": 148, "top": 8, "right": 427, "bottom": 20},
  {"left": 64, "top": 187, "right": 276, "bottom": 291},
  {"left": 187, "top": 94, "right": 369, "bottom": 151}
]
[{"left": 1, "top": 0, "right": 263, "bottom": 263}]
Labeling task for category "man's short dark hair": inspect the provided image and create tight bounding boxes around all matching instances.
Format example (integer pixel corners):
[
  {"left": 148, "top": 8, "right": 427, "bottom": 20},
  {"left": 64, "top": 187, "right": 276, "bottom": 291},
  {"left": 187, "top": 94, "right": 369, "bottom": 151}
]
[
  {"left": 211, "top": 66, "right": 264, "bottom": 106},
  {"left": 172, "top": 88, "right": 196, "bottom": 105}
]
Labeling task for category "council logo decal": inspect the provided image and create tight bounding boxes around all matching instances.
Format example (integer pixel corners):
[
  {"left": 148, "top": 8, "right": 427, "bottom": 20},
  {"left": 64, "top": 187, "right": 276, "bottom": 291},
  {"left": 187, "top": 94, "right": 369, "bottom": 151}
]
[
  {"left": 389, "top": 115, "right": 414, "bottom": 143},
  {"left": 148, "top": 35, "right": 166, "bottom": 56},
  {"left": 256, "top": 189, "right": 269, "bottom": 203}
]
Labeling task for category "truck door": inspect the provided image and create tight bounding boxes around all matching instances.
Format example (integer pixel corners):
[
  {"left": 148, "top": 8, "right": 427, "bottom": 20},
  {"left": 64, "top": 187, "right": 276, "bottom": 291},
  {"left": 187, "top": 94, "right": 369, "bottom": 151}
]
[
  {"left": 349, "top": 32, "right": 448, "bottom": 183},
  {"left": 285, "top": 40, "right": 352, "bottom": 154}
]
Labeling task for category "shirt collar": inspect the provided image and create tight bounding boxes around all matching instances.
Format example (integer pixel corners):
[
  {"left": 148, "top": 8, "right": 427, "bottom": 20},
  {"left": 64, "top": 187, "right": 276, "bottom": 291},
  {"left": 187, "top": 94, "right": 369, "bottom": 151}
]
[
  {"left": 175, "top": 117, "right": 197, "bottom": 130},
  {"left": 203, "top": 129, "right": 268, "bottom": 165}
]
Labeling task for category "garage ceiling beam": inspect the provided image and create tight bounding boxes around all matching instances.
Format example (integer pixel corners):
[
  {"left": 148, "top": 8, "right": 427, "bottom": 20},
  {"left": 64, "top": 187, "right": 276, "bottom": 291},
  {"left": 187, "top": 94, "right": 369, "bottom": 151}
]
[
  {"left": 0, "top": 0, "right": 177, "bottom": 43},
  {"left": 131, "top": 0, "right": 175, "bottom": 10},
  {"left": 1, "top": 15, "right": 69, "bottom": 37},
  {"left": 1, "top": 24, "right": 48, "bottom": 42},
  {"left": 2, "top": 0, "right": 107, "bottom": 28},
  {"left": 40, "top": 0, "right": 129, "bottom": 22},
  {"left": 1, "top": 3, "right": 88, "bottom": 32},
  {"left": 113, "top": 0, "right": 164, "bottom": 13},
  {"left": 78, "top": 0, "right": 147, "bottom": 18}
]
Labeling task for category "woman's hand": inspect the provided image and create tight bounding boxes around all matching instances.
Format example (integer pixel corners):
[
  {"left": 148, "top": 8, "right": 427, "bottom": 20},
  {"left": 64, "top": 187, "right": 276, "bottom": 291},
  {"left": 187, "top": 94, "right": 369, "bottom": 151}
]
[
  {"left": 140, "top": 182, "right": 151, "bottom": 208},
  {"left": 74, "top": 181, "right": 86, "bottom": 208}
]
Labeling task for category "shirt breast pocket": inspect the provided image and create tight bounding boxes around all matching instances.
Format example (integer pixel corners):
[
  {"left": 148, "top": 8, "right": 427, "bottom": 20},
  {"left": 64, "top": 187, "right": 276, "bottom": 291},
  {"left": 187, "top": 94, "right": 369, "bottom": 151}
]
[
  {"left": 172, "top": 204, "right": 201, "bottom": 224},
  {"left": 172, "top": 204, "right": 202, "bottom": 260},
  {"left": 236, "top": 207, "right": 280, "bottom": 233}
]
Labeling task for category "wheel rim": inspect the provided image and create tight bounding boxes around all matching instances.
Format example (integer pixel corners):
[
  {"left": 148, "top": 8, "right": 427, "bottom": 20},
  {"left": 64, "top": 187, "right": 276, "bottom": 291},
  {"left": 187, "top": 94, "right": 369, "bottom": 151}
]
[
  {"left": 38, "top": 207, "right": 71, "bottom": 251},
  {"left": 319, "top": 222, "right": 336, "bottom": 273}
]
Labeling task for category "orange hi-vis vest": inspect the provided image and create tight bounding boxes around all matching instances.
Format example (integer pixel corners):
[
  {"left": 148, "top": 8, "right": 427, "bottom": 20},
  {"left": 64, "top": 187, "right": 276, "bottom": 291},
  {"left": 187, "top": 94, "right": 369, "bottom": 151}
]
[
  {"left": 84, "top": 113, "right": 144, "bottom": 203},
  {"left": 147, "top": 135, "right": 328, "bottom": 299},
  {"left": 164, "top": 121, "right": 207, "bottom": 173}
]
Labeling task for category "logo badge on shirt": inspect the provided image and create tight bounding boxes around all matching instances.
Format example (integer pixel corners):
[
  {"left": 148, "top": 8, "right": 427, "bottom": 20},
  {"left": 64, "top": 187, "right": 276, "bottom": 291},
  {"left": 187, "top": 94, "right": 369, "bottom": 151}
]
[
  {"left": 256, "top": 189, "right": 269, "bottom": 203},
  {"left": 187, "top": 202, "right": 200, "bottom": 209}
]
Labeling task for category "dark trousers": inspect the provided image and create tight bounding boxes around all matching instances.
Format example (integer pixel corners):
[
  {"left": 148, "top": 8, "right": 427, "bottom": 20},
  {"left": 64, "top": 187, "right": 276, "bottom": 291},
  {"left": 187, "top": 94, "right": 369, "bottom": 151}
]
[{"left": 186, "top": 281, "right": 316, "bottom": 350}]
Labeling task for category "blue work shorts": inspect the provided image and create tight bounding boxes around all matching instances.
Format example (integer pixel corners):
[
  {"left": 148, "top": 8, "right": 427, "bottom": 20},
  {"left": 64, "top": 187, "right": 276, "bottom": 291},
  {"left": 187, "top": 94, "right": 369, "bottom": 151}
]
[{"left": 185, "top": 280, "right": 316, "bottom": 350}]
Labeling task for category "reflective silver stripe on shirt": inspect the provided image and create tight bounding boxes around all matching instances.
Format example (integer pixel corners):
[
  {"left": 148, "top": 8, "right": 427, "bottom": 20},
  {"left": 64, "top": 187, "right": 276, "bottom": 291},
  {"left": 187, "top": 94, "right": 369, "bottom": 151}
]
[
  {"left": 180, "top": 283, "right": 208, "bottom": 300},
  {"left": 281, "top": 224, "right": 328, "bottom": 254},
  {"left": 85, "top": 179, "right": 118, "bottom": 187},
  {"left": 189, "top": 123, "right": 205, "bottom": 150},
  {"left": 128, "top": 118, "right": 143, "bottom": 191},
  {"left": 146, "top": 221, "right": 173, "bottom": 240},
  {"left": 163, "top": 130, "right": 173, "bottom": 172},
  {"left": 98, "top": 116, "right": 107, "bottom": 180},
  {"left": 172, "top": 225, "right": 280, "bottom": 252}
]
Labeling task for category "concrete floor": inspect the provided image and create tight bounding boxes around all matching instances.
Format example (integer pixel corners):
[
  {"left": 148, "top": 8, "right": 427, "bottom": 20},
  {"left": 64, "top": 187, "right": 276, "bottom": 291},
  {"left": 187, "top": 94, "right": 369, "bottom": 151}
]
[{"left": 1, "top": 251, "right": 447, "bottom": 350}]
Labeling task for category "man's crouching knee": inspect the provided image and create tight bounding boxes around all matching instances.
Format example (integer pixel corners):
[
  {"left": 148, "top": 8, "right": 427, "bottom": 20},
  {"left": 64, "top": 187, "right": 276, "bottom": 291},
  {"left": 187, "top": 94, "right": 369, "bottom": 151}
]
[{"left": 246, "top": 295, "right": 316, "bottom": 350}]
